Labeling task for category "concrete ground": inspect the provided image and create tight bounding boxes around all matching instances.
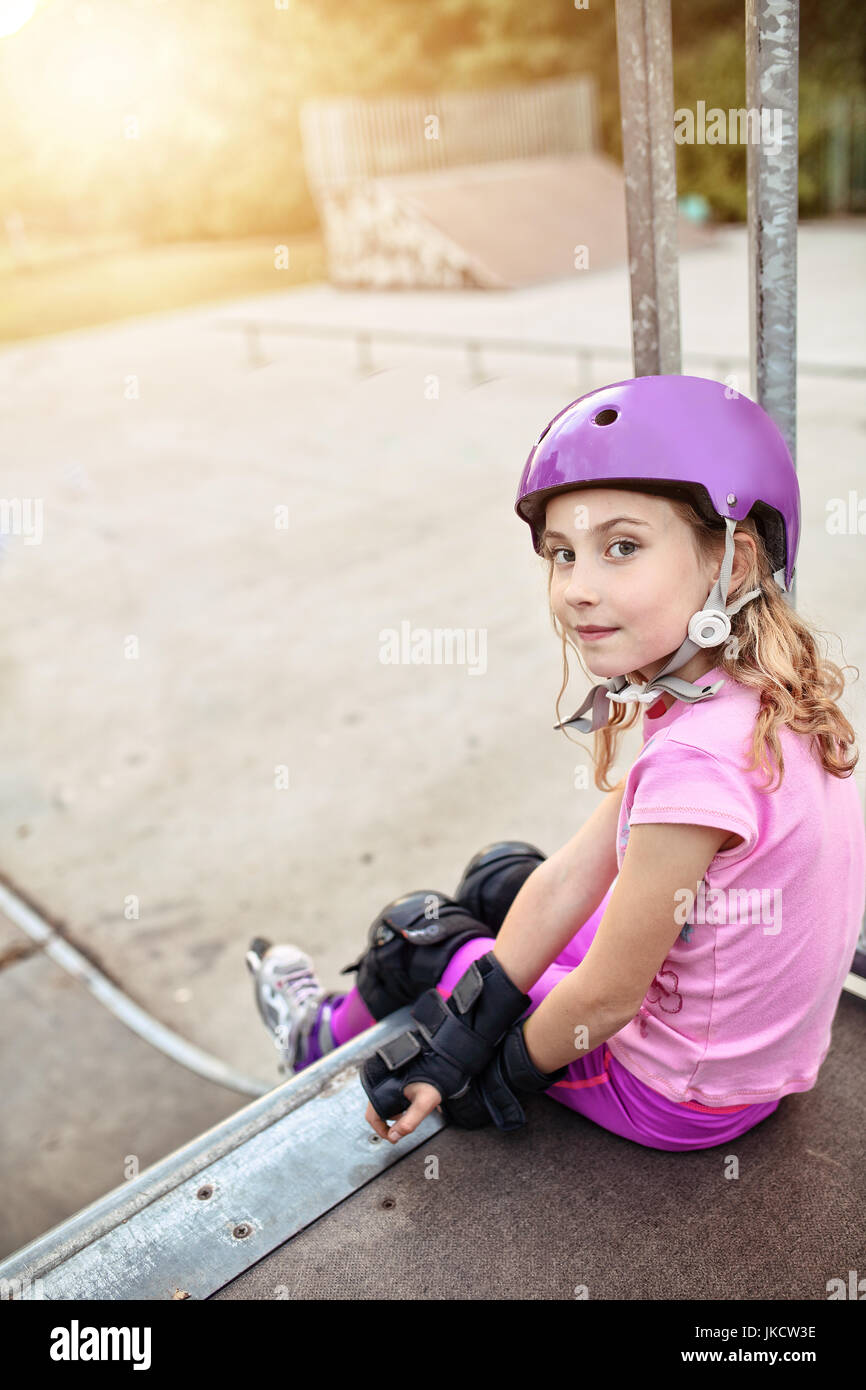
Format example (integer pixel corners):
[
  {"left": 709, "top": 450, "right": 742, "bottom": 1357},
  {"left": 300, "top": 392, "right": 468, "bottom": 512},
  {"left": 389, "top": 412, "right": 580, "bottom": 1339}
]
[{"left": 0, "top": 219, "right": 863, "bottom": 1260}]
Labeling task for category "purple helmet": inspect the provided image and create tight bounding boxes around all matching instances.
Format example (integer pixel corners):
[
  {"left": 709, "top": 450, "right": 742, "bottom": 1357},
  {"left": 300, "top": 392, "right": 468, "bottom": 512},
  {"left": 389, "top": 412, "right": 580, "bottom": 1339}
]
[{"left": 515, "top": 374, "right": 800, "bottom": 591}]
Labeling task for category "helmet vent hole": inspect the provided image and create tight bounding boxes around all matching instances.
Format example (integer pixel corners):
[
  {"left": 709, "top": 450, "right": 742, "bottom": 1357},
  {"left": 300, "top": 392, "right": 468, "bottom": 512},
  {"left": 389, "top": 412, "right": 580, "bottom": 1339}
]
[{"left": 593, "top": 408, "right": 619, "bottom": 426}]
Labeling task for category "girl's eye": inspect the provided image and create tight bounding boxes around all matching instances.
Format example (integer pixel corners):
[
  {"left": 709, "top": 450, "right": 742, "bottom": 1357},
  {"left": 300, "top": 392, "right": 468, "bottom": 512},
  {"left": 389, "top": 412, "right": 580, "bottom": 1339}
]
[
  {"left": 548, "top": 545, "right": 574, "bottom": 565},
  {"left": 548, "top": 539, "right": 639, "bottom": 564}
]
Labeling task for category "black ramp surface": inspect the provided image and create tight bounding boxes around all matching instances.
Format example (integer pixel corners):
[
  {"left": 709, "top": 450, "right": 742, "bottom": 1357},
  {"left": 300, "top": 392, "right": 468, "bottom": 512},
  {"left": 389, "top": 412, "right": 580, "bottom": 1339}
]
[{"left": 212, "top": 992, "right": 866, "bottom": 1301}]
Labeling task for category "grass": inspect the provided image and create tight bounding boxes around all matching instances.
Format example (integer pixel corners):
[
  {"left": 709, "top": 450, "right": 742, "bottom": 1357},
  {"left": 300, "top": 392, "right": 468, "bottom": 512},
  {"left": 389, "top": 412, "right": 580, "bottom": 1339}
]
[{"left": 0, "top": 233, "right": 328, "bottom": 343}]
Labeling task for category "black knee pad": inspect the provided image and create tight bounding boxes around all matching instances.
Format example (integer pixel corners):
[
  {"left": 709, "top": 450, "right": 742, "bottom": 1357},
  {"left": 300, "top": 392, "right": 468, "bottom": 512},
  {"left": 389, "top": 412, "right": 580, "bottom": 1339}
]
[
  {"left": 339, "top": 890, "right": 492, "bottom": 1021},
  {"left": 452, "top": 841, "right": 547, "bottom": 934}
]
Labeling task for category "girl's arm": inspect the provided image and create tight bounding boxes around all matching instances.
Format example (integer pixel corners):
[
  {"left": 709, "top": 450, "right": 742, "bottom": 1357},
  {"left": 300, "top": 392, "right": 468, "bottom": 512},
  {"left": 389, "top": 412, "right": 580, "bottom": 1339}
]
[
  {"left": 520, "top": 820, "right": 732, "bottom": 1073},
  {"left": 491, "top": 777, "right": 626, "bottom": 994}
]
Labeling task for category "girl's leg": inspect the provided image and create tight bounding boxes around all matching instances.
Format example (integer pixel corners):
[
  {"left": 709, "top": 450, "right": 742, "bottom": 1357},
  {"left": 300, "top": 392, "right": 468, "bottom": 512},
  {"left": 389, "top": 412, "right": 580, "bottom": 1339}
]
[
  {"left": 329, "top": 877, "right": 620, "bottom": 1052},
  {"left": 329, "top": 841, "right": 551, "bottom": 1052},
  {"left": 329, "top": 933, "right": 497, "bottom": 1050},
  {"left": 330, "top": 879, "right": 781, "bottom": 1151},
  {"left": 329, "top": 988, "right": 377, "bottom": 1047},
  {"left": 331, "top": 925, "right": 575, "bottom": 1052},
  {"left": 546, "top": 1044, "right": 781, "bottom": 1151}
]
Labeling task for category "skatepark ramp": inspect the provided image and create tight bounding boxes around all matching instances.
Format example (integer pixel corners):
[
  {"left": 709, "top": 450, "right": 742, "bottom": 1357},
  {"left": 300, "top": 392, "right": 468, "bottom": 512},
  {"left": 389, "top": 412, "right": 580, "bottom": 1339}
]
[
  {"left": 307, "top": 152, "right": 717, "bottom": 290},
  {"left": 1, "top": 986, "right": 863, "bottom": 1300},
  {"left": 300, "top": 74, "right": 716, "bottom": 289}
]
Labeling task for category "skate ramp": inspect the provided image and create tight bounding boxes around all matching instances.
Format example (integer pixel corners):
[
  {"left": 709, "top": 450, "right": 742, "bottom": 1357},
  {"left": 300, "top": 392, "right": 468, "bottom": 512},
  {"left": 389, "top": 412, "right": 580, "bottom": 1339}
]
[
  {"left": 321, "top": 153, "right": 718, "bottom": 289},
  {"left": 211, "top": 991, "right": 865, "bottom": 1301},
  {"left": 3, "top": 990, "right": 862, "bottom": 1301}
]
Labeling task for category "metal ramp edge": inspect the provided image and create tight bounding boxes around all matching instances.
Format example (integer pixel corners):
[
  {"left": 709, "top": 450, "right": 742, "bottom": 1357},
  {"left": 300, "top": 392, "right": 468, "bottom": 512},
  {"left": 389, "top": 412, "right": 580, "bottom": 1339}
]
[{"left": 0, "top": 1006, "right": 443, "bottom": 1301}]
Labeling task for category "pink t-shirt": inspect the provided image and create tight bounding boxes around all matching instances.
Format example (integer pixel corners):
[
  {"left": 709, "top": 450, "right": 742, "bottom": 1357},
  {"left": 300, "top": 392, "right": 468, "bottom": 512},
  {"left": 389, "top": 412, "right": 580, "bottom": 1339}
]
[{"left": 605, "top": 664, "right": 866, "bottom": 1108}]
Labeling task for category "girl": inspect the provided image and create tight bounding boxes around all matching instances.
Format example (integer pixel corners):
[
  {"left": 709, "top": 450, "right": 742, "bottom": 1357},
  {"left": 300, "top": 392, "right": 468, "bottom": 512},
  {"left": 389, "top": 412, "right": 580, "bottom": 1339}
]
[{"left": 247, "top": 374, "right": 865, "bottom": 1154}]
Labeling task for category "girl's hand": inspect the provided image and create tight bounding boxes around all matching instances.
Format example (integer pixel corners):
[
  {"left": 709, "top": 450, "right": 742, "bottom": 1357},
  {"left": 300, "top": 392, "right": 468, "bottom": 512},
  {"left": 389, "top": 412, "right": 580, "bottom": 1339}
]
[{"left": 365, "top": 1080, "right": 443, "bottom": 1144}]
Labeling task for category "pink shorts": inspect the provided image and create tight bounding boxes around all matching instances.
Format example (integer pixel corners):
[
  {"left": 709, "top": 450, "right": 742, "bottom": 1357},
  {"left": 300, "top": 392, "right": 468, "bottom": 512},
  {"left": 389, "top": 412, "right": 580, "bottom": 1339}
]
[{"left": 437, "top": 884, "right": 781, "bottom": 1152}]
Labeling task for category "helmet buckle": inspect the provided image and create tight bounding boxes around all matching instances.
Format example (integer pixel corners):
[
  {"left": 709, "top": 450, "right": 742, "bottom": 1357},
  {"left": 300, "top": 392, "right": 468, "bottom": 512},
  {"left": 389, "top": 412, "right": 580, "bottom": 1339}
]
[{"left": 687, "top": 609, "right": 731, "bottom": 647}]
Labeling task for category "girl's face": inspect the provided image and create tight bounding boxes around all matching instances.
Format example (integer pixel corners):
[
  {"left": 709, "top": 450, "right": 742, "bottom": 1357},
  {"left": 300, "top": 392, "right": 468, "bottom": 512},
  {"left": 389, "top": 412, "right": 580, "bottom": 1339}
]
[{"left": 543, "top": 487, "right": 723, "bottom": 687}]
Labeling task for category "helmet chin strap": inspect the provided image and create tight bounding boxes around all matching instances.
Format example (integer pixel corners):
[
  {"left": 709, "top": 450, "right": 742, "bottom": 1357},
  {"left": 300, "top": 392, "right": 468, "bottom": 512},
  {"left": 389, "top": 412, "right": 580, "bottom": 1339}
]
[{"left": 554, "top": 518, "right": 762, "bottom": 735}]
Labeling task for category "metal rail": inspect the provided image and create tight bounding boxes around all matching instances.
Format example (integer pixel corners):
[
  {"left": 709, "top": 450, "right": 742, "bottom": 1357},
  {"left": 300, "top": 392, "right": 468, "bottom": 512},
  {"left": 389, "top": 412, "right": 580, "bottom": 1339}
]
[
  {"left": 0, "top": 878, "right": 272, "bottom": 1099},
  {"left": 0, "top": 1004, "right": 440, "bottom": 1299},
  {"left": 216, "top": 316, "right": 865, "bottom": 387}
]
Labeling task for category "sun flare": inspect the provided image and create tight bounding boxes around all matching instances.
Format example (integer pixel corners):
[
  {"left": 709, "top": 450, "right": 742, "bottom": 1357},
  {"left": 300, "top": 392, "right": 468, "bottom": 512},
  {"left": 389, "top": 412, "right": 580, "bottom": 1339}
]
[{"left": 0, "top": 0, "right": 37, "bottom": 40}]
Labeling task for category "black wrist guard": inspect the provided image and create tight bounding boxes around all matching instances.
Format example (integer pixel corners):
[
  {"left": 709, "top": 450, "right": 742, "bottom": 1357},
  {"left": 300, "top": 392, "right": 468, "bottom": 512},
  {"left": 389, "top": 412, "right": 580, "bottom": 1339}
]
[
  {"left": 441, "top": 1018, "right": 569, "bottom": 1132},
  {"left": 360, "top": 951, "right": 531, "bottom": 1124}
]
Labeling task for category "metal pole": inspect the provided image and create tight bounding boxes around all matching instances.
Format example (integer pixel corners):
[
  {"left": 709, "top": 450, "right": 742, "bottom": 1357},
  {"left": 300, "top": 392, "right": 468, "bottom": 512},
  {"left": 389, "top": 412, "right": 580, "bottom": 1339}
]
[
  {"left": 744, "top": 4, "right": 866, "bottom": 986},
  {"left": 746, "top": 0, "right": 800, "bottom": 610},
  {"left": 614, "top": 0, "right": 682, "bottom": 377}
]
